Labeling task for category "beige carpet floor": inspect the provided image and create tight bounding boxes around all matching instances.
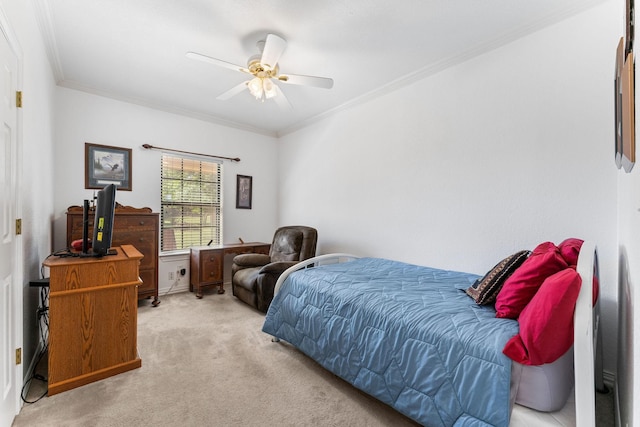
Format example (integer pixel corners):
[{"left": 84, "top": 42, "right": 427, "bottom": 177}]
[
  {"left": 13, "top": 290, "right": 614, "bottom": 426},
  {"left": 13, "top": 290, "right": 418, "bottom": 427}
]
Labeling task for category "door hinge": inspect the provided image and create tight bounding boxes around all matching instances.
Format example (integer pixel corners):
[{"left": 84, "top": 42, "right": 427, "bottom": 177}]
[
  {"left": 15, "top": 218, "right": 21, "bottom": 235},
  {"left": 15, "top": 348, "right": 21, "bottom": 365},
  {"left": 16, "top": 91, "right": 22, "bottom": 108}
]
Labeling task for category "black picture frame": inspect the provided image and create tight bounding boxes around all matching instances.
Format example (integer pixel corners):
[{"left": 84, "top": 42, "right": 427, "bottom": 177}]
[
  {"left": 621, "top": 0, "right": 636, "bottom": 173},
  {"left": 626, "top": 0, "right": 635, "bottom": 55},
  {"left": 236, "top": 175, "right": 252, "bottom": 209},
  {"left": 615, "top": 38, "right": 624, "bottom": 169},
  {"left": 621, "top": 51, "right": 636, "bottom": 173},
  {"left": 85, "top": 143, "right": 132, "bottom": 191}
]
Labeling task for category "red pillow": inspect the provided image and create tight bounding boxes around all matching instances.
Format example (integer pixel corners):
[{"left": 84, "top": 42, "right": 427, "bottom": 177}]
[
  {"left": 502, "top": 268, "right": 582, "bottom": 365},
  {"left": 557, "top": 238, "right": 599, "bottom": 305},
  {"left": 495, "top": 241, "right": 568, "bottom": 319},
  {"left": 558, "top": 238, "right": 583, "bottom": 267}
]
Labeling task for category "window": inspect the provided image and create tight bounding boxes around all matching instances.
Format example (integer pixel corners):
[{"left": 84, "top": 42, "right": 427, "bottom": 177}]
[{"left": 161, "top": 154, "right": 221, "bottom": 251}]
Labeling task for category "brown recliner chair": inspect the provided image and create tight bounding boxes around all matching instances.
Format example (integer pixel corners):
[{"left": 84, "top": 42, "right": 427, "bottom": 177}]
[{"left": 231, "top": 226, "right": 318, "bottom": 312}]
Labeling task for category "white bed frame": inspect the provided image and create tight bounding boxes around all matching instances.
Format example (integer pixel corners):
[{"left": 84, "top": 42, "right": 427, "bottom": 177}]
[
  {"left": 571, "top": 241, "right": 600, "bottom": 426},
  {"left": 272, "top": 243, "right": 601, "bottom": 427}
]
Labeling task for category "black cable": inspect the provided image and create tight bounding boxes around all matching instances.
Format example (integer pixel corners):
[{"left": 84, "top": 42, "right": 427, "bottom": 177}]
[
  {"left": 21, "top": 286, "right": 49, "bottom": 404},
  {"left": 20, "top": 345, "right": 47, "bottom": 404},
  {"left": 49, "top": 248, "right": 78, "bottom": 258}
]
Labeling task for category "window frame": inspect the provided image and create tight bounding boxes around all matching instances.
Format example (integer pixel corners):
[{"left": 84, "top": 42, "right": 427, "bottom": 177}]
[{"left": 160, "top": 153, "right": 222, "bottom": 253}]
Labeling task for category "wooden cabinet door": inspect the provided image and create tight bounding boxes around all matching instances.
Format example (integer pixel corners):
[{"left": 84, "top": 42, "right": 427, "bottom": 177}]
[{"left": 200, "top": 250, "right": 223, "bottom": 284}]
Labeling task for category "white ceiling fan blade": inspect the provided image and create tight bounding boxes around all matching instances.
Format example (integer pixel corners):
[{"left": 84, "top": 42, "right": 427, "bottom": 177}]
[
  {"left": 216, "top": 81, "right": 249, "bottom": 100},
  {"left": 261, "top": 34, "right": 287, "bottom": 69},
  {"left": 274, "top": 84, "right": 292, "bottom": 110},
  {"left": 279, "top": 73, "right": 334, "bottom": 89},
  {"left": 186, "top": 51, "right": 250, "bottom": 74}
]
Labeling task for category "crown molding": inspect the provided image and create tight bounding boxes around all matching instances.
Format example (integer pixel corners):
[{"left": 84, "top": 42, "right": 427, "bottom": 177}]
[{"left": 31, "top": 0, "right": 64, "bottom": 82}]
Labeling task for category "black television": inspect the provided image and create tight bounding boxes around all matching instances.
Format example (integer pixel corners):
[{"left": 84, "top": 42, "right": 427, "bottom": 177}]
[{"left": 90, "top": 183, "right": 117, "bottom": 257}]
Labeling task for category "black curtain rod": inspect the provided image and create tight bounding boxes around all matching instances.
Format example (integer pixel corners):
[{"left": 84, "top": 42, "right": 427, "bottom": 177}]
[{"left": 142, "top": 144, "right": 240, "bottom": 162}]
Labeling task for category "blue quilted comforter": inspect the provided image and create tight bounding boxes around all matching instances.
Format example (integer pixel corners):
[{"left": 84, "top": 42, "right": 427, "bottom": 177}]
[{"left": 262, "top": 258, "right": 520, "bottom": 427}]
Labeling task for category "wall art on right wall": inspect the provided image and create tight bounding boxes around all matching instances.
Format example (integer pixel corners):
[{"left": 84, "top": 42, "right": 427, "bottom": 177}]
[
  {"left": 615, "top": 38, "right": 624, "bottom": 169},
  {"left": 620, "top": 50, "right": 635, "bottom": 173},
  {"left": 616, "top": 0, "right": 635, "bottom": 173}
]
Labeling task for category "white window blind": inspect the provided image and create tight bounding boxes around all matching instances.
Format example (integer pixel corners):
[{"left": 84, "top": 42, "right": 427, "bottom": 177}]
[{"left": 161, "top": 154, "right": 222, "bottom": 251}]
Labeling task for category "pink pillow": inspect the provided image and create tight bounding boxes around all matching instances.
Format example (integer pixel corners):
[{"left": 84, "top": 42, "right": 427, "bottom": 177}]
[
  {"left": 495, "top": 242, "right": 568, "bottom": 319},
  {"left": 558, "top": 238, "right": 583, "bottom": 267},
  {"left": 502, "top": 268, "right": 582, "bottom": 365}
]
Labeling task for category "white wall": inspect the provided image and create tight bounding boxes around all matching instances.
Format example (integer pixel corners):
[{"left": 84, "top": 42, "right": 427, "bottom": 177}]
[
  {"left": 279, "top": 1, "right": 621, "bottom": 381},
  {"left": 52, "top": 87, "right": 278, "bottom": 271}
]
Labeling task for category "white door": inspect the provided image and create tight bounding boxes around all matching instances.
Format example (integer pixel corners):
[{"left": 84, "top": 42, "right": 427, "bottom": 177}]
[{"left": 0, "top": 21, "right": 19, "bottom": 427}]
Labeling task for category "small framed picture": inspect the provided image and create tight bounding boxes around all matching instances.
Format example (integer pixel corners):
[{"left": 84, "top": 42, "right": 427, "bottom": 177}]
[
  {"left": 615, "top": 38, "right": 624, "bottom": 169},
  {"left": 236, "top": 175, "right": 252, "bottom": 209},
  {"left": 85, "top": 143, "right": 132, "bottom": 190},
  {"left": 621, "top": 52, "right": 636, "bottom": 173}
]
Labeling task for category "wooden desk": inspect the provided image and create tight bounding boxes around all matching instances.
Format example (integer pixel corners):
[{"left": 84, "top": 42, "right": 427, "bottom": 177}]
[
  {"left": 43, "top": 245, "right": 143, "bottom": 395},
  {"left": 190, "top": 242, "right": 270, "bottom": 298}
]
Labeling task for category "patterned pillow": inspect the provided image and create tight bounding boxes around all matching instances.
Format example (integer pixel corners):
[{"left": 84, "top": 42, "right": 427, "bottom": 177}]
[{"left": 465, "top": 250, "right": 530, "bottom": 305}]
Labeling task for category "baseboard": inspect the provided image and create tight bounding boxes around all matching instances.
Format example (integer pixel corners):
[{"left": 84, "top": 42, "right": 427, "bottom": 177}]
[
  {"left": 158, "top": 280, "right": 190, "bottom": 296},
  {"left": 158, "top": 280, "right": 233, "bottom": 297},
  {"left": 602, "top": 369, "right": 621, "bottom": 427},
  {"left": 615, "top": 380, "right": 622, "bottom": 427}
]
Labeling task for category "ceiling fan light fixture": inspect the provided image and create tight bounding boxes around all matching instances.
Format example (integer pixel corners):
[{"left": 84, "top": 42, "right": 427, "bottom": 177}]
[
  {"left": 248, "top": 76, "right": 278, "bottom": 102},
  {"left": 263, "top": 79, "right": 277, "bottom": 99},
  {"left": 248, "top": 77, "right": 264, "bottom": 99}
]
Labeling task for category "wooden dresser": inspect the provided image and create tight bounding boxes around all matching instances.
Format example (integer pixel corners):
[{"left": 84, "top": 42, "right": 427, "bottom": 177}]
[{"left": 66, "top": 204, "right": 160, "bottom": 306}]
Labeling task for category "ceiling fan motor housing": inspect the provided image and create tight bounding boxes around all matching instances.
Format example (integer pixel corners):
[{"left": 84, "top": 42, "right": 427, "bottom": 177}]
[{"left": 247, "top": 56, "right": 278, "bottom": 78}]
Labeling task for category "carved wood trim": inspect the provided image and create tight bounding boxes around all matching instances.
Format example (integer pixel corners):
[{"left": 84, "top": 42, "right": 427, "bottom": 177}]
[{"left": 66, "top": 202, "right": 153, "bottom": 213}]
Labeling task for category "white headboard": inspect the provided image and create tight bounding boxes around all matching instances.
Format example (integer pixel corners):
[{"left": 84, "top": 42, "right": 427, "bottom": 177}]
[{"left": 574, "top": 241, "right": 601, "bottom": 427}]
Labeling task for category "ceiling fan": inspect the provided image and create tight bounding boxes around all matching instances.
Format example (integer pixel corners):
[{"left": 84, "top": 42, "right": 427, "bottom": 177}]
[{"left": 186, "top": 34, "right": 333, "bottom": 109}]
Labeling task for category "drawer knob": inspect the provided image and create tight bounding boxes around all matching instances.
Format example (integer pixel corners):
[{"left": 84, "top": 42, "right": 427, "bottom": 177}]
[
  {"left": 210, "top": 272, "right": 214, "bottom": 276},
  {"left": 139, "top": 238, "right": 145, "bottom": 242},
  {"left": 139, "top": 221, "right": 145, "bottom": 225},
  {"left": 210, "top": 257, "right": 215, "bottom": 262}
]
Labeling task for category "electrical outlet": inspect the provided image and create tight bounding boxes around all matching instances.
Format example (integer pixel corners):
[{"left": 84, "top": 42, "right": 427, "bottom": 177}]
[{"left": 168, "top": 271, "right": 174, "bottom": 280}]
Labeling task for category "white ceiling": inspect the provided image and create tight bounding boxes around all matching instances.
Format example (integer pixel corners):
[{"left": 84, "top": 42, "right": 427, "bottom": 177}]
[{"left": 34, "top": 0, "right": 608, "bottom": 137}]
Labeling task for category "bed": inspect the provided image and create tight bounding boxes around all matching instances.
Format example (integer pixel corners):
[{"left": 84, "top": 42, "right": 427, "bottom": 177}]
[{"left": 262, "top": 241, "right": 602, "bottom": 427}]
